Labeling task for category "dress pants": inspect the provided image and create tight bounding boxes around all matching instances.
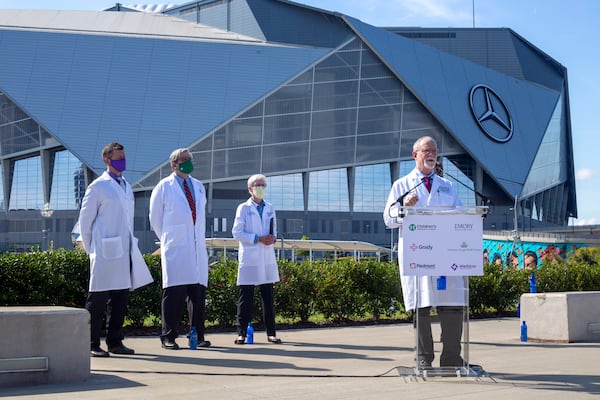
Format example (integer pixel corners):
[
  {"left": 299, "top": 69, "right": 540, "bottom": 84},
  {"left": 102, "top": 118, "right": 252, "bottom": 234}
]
[
  {"left": 416, "top": 306, "right": 464, "bottom": 366},
  {"left": 86, "top": 289, "right": 129, "bottom": 349},
  {"left": 161, "top": 283, "right": 207, "bottom": 342},
  {"left": 237, "top": 284, "right": 276, "bottom": 337}
]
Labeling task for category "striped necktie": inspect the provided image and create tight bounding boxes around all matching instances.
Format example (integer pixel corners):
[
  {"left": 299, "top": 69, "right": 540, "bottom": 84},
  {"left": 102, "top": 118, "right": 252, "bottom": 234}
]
[
  {"left": 423, "top": 176, "right": 432, "bottom": 192},
  {"left": 183, "top": 179, "right": 196, "bottom": 224}
]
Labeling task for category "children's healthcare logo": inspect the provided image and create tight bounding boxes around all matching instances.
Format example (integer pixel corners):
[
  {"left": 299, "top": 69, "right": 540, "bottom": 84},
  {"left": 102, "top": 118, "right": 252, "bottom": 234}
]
[{"left": 409, "top": 224, "right": 416, "bottom": 231}]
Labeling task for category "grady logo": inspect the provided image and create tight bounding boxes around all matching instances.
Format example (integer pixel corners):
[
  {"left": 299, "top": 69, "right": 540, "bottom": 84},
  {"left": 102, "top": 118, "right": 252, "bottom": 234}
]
[
  {"left": 410, "top": 243, "right": 418, "bottom": 251},
  {"left": 469, "top": 84, "right": 513, "bottom": 143}
]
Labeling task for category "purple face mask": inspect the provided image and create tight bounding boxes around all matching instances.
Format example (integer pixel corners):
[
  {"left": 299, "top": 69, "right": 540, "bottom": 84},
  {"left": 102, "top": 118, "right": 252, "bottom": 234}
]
[{"left": 110, "top": 158, "right": 126, "bottom": 172}]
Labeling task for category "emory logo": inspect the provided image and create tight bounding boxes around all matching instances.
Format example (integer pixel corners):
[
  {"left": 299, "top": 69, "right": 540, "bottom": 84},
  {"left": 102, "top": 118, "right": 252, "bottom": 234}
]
[
  {"left": 460, "top": 241, "right": 468, "bottom": 249},
  {"left": 455, "top": 223, "right": 473, "bottom": 231},
  {"left": 469, "top": 84, "right": 513, "bottom": 143}
]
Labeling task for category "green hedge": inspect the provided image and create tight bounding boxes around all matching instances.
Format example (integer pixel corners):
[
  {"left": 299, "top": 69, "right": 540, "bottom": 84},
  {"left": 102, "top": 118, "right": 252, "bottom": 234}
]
[{"left": 1, "top": 248, "right": 599, "bottom": 327}]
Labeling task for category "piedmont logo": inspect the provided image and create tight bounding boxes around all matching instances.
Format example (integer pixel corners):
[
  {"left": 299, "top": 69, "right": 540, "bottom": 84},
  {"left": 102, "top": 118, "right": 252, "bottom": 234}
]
[{"left": 410, "top": 263, "right": 417, "bottom": 269}]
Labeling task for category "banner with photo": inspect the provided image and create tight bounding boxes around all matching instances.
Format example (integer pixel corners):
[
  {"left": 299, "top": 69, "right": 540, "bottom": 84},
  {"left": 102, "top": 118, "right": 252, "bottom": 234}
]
[{"left": 402, "top": 213, "right": 483, "bottom": 276}]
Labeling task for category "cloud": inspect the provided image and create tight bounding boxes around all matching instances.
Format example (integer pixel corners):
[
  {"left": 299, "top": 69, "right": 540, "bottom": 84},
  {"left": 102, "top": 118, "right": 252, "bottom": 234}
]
[
  {"left": 574, "top": 218, "right": 598, "bottom": 226},
  {"left": 575, "top": 168, "right": 594, "bottom": 180},
  {"left": 397, "top": 0, "right": 473, "bottom": 24}
]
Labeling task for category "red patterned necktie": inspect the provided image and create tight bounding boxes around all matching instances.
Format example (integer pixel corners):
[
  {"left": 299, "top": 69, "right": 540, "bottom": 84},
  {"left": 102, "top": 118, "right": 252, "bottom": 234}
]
[
  {"left": 424, "top": 176, "right": 432, "bottom": 192},
  {"left": 183, "top": 179, "right": 196, "bottom": 224}
]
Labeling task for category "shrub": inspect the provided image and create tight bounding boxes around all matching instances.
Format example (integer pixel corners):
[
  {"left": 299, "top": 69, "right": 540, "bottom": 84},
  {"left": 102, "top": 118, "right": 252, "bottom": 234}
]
[{"left": 275, "top": 259, "right": 316, "bottom": 323}]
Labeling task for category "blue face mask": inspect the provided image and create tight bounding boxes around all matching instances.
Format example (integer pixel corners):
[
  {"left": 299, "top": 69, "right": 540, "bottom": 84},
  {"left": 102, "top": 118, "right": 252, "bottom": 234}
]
[{"left": 110, "top": 158, "right": 126, "bottom": 172}]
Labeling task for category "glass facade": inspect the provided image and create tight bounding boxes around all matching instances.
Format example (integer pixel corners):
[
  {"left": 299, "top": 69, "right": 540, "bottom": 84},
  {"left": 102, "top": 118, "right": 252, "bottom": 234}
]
[
  {"left": 308, "top": 168, "right": 349, "bottom": 212},
  {"left": 354, "top": 164, "right": 390, "bottom": 213},
  {"left": 267, "top": 173, "right": 304, "bottom": 211},
  {"left": 9, "top": 157, "right": 43, "bottom": 211},
  {"left": 0, "top": 10, "right": 576, "bottom": 252},
  {"left": 49, "top": 150, "right": 85, "bottom": 210}
]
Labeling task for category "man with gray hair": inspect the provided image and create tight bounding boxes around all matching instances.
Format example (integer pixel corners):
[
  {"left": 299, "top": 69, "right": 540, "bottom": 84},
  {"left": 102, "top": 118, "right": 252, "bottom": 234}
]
[
  {"left": 383, "top": 136, "right": 467, "bottom": 369},
  {"left": 149, "top": 148, "right": 210, "bottom": 350}
]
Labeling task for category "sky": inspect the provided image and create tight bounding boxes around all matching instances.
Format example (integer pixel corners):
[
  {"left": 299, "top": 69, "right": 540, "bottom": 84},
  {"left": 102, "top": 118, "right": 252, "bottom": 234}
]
[{"left": 1, "top": 0, "right": 598, "bottom": 225}]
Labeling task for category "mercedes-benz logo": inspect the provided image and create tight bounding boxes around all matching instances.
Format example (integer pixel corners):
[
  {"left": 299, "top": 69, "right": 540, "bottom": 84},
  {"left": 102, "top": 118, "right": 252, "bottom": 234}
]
[{"left": 469, "top": 84, "right": 513, "bottom": 143}]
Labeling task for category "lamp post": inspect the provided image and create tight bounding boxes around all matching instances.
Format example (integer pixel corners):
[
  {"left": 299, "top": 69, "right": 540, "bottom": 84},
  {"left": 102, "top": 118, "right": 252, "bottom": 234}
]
[{"left": 40, "top": 203, "right": 54, "bottom": 251}]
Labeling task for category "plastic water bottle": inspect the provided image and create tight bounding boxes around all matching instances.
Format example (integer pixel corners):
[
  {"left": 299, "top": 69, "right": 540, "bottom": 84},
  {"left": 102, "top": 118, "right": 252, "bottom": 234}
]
[
  {"left": 437, "top": 276, "right": 446, "bottom": 290},
  {"left": 189, "top": 326, "right": 198, "bottom": 350},
  {"left": 520, "top": 320, "right": 528, "bottom": 342},
  {"left": 529, "top": 273, "right": 537, "bottom": 293},
  {"left": 246, "top": 322, "right": 254, "bottom": 344}
]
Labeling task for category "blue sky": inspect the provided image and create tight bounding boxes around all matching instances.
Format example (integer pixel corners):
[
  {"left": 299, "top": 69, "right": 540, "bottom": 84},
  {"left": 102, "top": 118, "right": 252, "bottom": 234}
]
[{"left": 1, "top": 0, "right": 597, "bottom": 225}]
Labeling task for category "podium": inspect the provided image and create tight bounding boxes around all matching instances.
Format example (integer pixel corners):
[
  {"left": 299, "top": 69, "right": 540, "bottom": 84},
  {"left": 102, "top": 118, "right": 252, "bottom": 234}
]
[{"left": 398, "top": 206, "right": 488, "bottom": 377}]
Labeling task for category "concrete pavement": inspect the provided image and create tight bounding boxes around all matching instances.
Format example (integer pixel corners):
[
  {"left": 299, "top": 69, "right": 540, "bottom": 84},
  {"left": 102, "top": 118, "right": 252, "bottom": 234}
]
[{"left": 2, "top": 318, "right": 599, "bottom": 399}]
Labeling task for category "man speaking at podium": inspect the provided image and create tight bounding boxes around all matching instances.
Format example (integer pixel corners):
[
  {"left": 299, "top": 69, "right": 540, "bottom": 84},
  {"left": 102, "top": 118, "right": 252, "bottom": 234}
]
[{"left": 383, "top": 136, "right": 466, "bottom": 368}]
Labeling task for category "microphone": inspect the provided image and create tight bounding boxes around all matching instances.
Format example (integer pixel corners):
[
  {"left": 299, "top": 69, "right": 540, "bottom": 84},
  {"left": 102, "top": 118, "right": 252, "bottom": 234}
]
[
  {"left": 394, "top": 179, "right": 425, "bottom": 205},
  {"left": 269, "top": 217, "right": 274, "bottom": 235}
]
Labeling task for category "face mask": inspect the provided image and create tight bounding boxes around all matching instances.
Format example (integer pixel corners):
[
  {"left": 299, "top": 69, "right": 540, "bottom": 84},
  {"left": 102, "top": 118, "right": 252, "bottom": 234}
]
[
  {"left": 178, "top": 160, "right": 194, "bottom": 174},
  {"left": 110, "top": 158, "right": 126, "bottom": 172},
  {"left": 252, "top": 186, "right": 266, "bottom": 199}
]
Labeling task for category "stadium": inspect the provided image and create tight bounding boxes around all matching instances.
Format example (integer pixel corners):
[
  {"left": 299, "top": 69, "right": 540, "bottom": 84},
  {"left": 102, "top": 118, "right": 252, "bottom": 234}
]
[{"left": 0, "top": 0, "right": 577, "bottom": 254}]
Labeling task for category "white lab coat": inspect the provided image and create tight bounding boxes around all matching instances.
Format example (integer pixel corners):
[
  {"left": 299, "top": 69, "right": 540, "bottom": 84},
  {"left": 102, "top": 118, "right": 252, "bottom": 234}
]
[
  {"left": 383, "top": 168, "right": 465, "bottom": 311},
  {"left": 232, "top": 198, "right": 279, "bottom": 286},
  {"left": 79, "top": 171, "right": 153, "bottom": 292},
  {"left": 149, "top": 173, "right": 208, "bottom": 289}
]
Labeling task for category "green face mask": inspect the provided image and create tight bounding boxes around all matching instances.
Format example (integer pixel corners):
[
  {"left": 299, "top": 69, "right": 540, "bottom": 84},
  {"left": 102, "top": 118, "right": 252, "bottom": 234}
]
[{"left": 178, "top": 159, "right": 194, "bottom": 174}]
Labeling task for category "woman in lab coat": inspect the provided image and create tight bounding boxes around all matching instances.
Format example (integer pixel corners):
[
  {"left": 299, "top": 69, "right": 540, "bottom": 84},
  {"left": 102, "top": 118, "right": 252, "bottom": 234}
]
[
  {"left": 232, "top": 174, "right": 281, "bottom": 345},
  {"left": 79, "top": 142, "right": 152, "bottom": 358},
  {"left": 149, "top": 148, "right": 210, "bottom": 350}
]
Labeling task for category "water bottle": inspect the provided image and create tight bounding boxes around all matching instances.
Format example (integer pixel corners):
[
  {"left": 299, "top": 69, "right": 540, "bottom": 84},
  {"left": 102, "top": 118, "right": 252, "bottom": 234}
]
[
  {"left": 189, "top": 326, "right": 198, "bottom": 350},
  {"left": 520, "top": 320, "right": 528, "bottom": 342},
  {"left": 246, "top": 322, "right": 254, "bottom": 344},
  {"left": 437, "top": 276, "right": 446, "bottom": 290},
  {"left": 529, "top": 273, "right": 537, "bottom": 293}
]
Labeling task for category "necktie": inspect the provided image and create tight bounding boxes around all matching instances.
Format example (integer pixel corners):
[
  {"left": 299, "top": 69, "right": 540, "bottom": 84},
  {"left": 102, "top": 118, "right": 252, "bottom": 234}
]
[
  {"left": 423, "top": 176, "right": 432, "bottom": 192},
  {"left": 183, "top": 179, "right": 196, "bottom": 224}
]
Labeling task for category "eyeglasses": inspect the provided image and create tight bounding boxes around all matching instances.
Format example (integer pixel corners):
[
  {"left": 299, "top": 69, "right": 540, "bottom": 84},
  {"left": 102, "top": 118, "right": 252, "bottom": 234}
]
[
  {"left": 252, "top": 184, "right": 266, "bottom": 188},
  {"left": 419, "top": 149, "right": 437, "bottom": 155}
]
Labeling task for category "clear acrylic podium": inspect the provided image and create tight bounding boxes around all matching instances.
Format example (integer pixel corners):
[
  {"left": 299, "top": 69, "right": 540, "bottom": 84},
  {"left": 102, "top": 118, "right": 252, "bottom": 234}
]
[{"left": 396, "top": 206, "right": 488, "bottom": 378}]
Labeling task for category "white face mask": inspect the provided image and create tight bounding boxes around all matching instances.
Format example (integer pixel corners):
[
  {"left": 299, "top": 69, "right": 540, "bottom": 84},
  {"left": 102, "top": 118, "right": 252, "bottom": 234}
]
[{"left": 252, "top": 186, "right": 266, "bottom": 199}]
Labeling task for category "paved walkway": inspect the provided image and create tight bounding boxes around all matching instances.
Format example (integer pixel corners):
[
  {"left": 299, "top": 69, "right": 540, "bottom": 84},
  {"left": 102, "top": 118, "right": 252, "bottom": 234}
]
[{"left": 2, "top": 318, "right": 599, "bottom": 399}]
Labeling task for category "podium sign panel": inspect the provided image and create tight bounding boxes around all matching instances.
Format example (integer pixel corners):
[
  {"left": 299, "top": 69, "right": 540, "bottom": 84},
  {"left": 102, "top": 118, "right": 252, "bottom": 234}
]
[{"left": 401, "top": 213, "right": 483, "bottom": 276}]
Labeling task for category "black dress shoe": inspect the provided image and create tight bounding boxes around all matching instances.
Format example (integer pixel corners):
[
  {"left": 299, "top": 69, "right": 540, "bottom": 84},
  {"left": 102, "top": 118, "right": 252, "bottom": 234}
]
[
  {"left": 197, "top": 340, "right": 211, "bottom": 348},
  {"left": 91, "top": 347, "right": 110, "bottom": 357},
  {"left": 108, "top": 344, "right": 135, "bottom": 355},
  {"left": 162, "top": 339, "right": 179, "bottom": 350}
]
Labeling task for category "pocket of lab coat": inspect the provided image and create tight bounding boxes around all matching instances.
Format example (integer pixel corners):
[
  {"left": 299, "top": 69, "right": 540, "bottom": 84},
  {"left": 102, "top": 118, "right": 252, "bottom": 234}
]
[
  {"left": 239, "top": 246, "right": 259, "bottom": 266},
  {"left": 102, "top": 236, "right": 124, "bottom": 260}
]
